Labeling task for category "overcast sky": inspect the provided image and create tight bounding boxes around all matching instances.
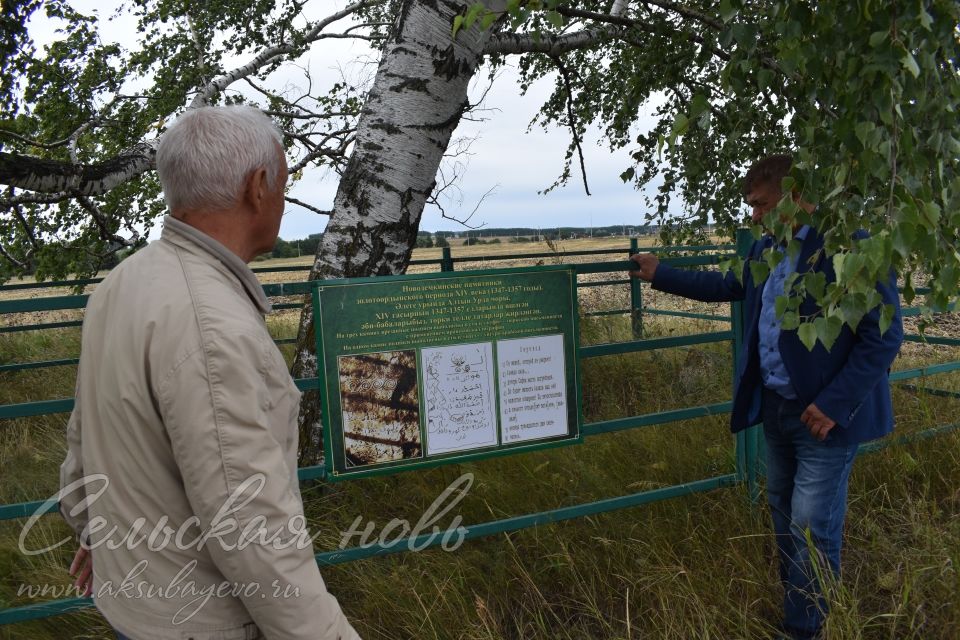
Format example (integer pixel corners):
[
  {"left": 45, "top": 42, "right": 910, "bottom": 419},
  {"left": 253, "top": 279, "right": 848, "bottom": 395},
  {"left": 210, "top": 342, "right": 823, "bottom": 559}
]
[
  {"left": 283, "top": 60, "right": 663, "bottom": 238},
  {"left": 29, "top": 1, "right": 676, "bottom": 241}
]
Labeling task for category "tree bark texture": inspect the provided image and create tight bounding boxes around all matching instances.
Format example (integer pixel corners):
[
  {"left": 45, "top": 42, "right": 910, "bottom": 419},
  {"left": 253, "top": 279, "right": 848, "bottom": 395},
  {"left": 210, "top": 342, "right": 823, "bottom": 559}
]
[
  {"left": 292, "top": 0, "right": 507, "bottom": 466},
  {"left": 0, "top": 141, "right": 157, "bottom": 196}
]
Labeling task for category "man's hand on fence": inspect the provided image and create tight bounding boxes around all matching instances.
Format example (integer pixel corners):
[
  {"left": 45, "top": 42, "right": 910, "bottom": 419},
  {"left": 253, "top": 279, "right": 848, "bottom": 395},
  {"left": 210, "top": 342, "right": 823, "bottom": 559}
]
[
  {"left": 801, "top": 403, "right": 836, "bottom": 441},
  {"left": 629, "top": 253, "right": 659, "bottom": 282},
  {"left": 69, "top": 545, "right": 93, "bottom": 597}
]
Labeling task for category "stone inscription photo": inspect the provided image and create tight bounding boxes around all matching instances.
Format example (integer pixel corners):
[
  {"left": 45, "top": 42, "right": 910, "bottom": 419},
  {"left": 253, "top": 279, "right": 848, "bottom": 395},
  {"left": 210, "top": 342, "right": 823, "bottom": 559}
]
[{"left": 337, "top": 350, "right": 423, "bottom": 467}]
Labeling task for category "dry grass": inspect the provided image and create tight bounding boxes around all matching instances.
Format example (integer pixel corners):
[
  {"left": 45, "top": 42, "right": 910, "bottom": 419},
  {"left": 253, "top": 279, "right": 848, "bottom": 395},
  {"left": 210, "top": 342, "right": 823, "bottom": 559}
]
[{"left": 1, "top": 244, "right": 959, "bottom": 640}]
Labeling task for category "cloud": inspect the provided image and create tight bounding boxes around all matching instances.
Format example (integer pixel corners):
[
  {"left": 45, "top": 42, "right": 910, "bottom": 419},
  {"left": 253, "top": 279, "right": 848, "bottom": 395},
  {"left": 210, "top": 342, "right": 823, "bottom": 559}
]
[{"left": 279, "top": 60, "right": 667, "bottom": 240}]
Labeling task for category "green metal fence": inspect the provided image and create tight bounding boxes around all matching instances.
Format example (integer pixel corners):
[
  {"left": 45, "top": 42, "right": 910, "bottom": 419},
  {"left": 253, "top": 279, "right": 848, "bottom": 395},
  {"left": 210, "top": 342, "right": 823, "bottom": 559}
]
[{"left": 1, "top": 233, "right": 958, "bottom": 627}]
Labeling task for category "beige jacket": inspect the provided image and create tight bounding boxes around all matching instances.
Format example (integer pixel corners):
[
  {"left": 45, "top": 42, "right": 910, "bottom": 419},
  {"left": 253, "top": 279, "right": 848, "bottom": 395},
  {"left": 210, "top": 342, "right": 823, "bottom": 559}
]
[{"left": 59, "top": 215, "right": 359, "bottom": 640}]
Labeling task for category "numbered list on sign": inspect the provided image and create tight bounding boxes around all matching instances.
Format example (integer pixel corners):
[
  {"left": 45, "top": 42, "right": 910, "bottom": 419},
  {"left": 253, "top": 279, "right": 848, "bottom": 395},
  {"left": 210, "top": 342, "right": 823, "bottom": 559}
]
[{"left": 497, "top": 334, "right": 568, "bottom": 443}]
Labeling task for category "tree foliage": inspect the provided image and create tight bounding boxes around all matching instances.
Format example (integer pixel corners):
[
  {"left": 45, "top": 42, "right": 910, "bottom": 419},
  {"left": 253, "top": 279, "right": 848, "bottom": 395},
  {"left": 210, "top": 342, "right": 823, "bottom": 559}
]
[
  {"left": 0, "top": 0, "right": 958, "bottom": 351},
  {"left": 490, "top": 0, "right": 959, "bottom": 343},
  {"left": 0, "top": 0, "right": 380, "bottom": 279}
]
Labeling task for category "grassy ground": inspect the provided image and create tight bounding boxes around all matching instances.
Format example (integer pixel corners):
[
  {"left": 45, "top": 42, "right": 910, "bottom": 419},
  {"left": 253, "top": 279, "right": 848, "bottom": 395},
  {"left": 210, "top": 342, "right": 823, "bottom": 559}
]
[{"left": 1, "top": 256, "right": 959, "bottom": 639}]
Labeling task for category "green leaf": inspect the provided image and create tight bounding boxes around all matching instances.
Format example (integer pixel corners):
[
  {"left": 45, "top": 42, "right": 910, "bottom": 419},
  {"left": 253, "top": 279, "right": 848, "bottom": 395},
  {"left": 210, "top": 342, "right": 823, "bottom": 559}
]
[
  {"left": 804, "top": 271, "right": 826, "bottom": 300},
  {"left": 901, "top": 52, "right": 920, "bottom": 79},
  {"left": 749, "top": 260, "right": 770, "bottom": 285},
  {"left": 903, "top": 278, "right": 917, "bottom": 304},
  {"left": 545, "top": 10, "right": 563, "bottom": 29},
  {"left": 452, "top": 15, "right": 464, "bottom": 38},
  {"left": 667, "top": 113, "right": 688, "bottom": 146},
  {"left": 814, "top": 315, "right": 843, "bottom": 351},
  {"left": 855, "top": 121, "right": 876, "bottom": 149},
  {"left": 840, "top": 294, "right": 866, "bottom": 328},
  {"left": 879, "top": 303, "right": 895, "bottom": 336},
  {"left": 697, "top": 109, "right": 711, "bottom": 131},
  {"left": 462, "top": 3, "right": 485, "bottom": 30},
  {"left": 892, "top": 223, "right": 916, "bottom": 259},
  {"left": 833, "top": 161, "right": 848, "bottom": 188},
  {"left": 832, "top": 253, "right": 846, "bottom": 280},
  {"left": 723, "top": 257, "right": 746, "bottom": 286},
  {"left": 481, "top": 11, "right": 498, "bottom": 30},
  {"left": 842, "top": 253, "right": 865, "bottom": 283},
  {"left": 798, "top": 322, "right": 817, "bottom": 351},
  {"left": 756, "top": 68, "right": 773, "bottom": 91},
  {"left": 719, "top": 0, "right": 738, "bottom": 23},
  {"left": 672, "top": 112, "right": 689, "bottom": 134},
  {"left": 783, "top": 270, "right": 799, "bottom": 295},
  {"left": 903, "top": 276, "right": 916, "bottom": 304},
  {"left": 868, "top": 30, "right": 887, "bottom": 47},
  {"left": 781, "top": 311, "right": 800, "bottom": 331},
  {"left": 689, "top": 93, "right": 710, "bottom": 119},
  {"left": 775, "top": 294, "right": 788, "bottom": 318}
]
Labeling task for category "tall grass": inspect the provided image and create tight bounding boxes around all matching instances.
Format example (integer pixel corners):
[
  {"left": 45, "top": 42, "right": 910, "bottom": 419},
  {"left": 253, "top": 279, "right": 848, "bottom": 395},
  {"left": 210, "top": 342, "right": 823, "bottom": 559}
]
[{"left": 0, "top": 311, "right": 958, "bottom": 639}]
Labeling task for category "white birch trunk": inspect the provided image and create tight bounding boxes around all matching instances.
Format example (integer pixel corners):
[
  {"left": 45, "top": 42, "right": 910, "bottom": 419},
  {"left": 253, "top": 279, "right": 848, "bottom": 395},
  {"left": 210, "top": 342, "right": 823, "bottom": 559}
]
[{"left": 292, "top": 0, "right": 507, "bottom": 465}]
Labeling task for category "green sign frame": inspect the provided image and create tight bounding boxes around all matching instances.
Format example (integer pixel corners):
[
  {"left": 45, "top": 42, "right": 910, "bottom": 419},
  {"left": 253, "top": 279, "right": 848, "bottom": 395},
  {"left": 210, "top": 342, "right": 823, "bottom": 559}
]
[{"left": 312, "top": 264, "right": 582, "bottom": 481}]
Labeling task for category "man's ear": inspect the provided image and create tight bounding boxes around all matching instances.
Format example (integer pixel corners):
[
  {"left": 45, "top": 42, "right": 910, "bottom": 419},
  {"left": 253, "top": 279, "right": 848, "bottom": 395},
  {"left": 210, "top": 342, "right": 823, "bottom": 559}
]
[{"left": 244, "top": 166, "right": 269, "bottom": 213}]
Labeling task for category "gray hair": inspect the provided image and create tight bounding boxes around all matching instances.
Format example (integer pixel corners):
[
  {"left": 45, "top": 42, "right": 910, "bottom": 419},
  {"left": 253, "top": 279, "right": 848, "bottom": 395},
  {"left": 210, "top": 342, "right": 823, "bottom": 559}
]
[{"left": 156, "top": 105, "right": 284, "bottom": 213}]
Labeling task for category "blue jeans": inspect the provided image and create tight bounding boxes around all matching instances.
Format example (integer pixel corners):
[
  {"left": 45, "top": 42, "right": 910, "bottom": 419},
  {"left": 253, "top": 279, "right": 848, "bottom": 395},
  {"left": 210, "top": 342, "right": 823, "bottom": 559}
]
[{"left": 762, "top": 388, "right": 857, "bottom": 640}]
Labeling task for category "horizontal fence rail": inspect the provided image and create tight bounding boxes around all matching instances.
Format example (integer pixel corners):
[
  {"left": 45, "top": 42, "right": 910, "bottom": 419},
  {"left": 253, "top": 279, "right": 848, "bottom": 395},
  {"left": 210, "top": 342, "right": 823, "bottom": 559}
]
[
  {"left": 0, "top": 252, "right": 731, "bottom": 372},
  {"left": 1, "top": 234, "right": 959, "bottom": 628}
]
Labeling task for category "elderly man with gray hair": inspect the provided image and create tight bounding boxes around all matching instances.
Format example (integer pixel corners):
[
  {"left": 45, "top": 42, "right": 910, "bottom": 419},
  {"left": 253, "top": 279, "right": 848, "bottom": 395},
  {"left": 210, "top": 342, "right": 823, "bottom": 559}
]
[{"left": 59, "top": 105, "right": 360, "bottom": 640}]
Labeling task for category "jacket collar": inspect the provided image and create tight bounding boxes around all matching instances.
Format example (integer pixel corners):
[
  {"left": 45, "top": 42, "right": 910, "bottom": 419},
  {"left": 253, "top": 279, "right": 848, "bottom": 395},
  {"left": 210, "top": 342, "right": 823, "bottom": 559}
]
[
  {"left": 160, "top": 215, "right": 272, "bottom": 314},
  {"left": 759, "top": 225, "right": 823, "bottom": 275}
]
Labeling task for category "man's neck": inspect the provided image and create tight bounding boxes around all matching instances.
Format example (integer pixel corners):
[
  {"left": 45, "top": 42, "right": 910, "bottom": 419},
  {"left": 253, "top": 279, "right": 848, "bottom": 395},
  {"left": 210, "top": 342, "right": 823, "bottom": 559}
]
[{"left": 173, "top": 209, "right": 257, "bottom": 263}]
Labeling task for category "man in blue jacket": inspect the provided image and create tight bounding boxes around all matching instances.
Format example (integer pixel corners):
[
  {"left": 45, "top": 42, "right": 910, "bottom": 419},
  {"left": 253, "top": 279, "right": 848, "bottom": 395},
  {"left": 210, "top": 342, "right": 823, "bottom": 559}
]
[{"left": 629, "top": 155, "right": 903, "bottom": 640}]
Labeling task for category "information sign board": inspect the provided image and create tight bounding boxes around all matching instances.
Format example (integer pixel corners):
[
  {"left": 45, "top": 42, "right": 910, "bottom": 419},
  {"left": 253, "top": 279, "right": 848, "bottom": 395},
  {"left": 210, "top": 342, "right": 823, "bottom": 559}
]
[{"left": 312, "top": 265, "right": 581, "bottom": 480}]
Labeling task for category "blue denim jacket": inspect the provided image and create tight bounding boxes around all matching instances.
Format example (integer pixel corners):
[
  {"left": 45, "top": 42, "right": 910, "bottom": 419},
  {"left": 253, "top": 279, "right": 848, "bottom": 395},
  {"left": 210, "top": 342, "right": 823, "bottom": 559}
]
[{"left": 651, "top": 228, "right": 903, "bottom": 446}]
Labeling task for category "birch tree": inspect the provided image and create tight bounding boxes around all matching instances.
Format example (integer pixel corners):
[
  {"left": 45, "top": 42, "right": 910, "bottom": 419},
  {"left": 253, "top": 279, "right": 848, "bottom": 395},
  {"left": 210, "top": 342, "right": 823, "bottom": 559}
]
[{"left": 1, "top": 1, "right": 957, "bottom": 463}]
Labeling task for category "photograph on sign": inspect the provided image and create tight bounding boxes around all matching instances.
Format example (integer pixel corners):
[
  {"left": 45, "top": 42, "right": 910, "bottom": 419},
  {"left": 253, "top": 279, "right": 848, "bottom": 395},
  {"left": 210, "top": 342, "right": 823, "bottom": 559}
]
[
  {"left": 421, "top": 342, "right": 498, "bottom": 455},
  {"left": 337, "top": 350, "right": 423, "bottom": 468},
  {"left": 497, "top": 334, "right": 569, "bottom": 444}
]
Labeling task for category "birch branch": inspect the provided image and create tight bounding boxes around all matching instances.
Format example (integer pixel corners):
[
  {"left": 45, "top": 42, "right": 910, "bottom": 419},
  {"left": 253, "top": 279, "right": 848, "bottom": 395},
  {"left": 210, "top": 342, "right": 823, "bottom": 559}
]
[
  {"left": 190, "top": 0, "right": 380, "bottom": 107},
  {"left": 0, "top": 140, "right": 159, "bottom": 196},
  {"left": 285, "top": 196, "right": 331, "bottom": 216}
]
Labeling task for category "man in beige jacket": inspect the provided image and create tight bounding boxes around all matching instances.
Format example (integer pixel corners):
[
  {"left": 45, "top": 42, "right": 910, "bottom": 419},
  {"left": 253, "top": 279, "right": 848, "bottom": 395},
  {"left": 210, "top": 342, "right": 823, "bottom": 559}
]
[{"left": 59, "top": 106, "right": 360, "bottom": 640}]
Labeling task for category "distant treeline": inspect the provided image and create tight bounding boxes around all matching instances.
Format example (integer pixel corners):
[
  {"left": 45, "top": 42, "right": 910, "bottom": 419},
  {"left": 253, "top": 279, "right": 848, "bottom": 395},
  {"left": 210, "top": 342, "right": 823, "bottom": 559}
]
[
  {"left": 430, "top": 225, "right": 659, "bottom": 240},
  {"left": 262, "top": 226, "right": 664, "bottom": 259},
  {"left": 257, "top": 233, "right": 324, "bottom": 260}
]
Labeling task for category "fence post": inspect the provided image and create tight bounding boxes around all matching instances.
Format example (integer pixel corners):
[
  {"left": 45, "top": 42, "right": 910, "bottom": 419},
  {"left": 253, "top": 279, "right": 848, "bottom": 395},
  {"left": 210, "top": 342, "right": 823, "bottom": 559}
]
[
  {"left": 629, "top": 237, "right": 643, "bottom": 339},
  {"left": 731, "top": 228, "right": 761, "bottom": 502},
  {"left": 440, "top": 247, "right": 454, "bottom": 272}
]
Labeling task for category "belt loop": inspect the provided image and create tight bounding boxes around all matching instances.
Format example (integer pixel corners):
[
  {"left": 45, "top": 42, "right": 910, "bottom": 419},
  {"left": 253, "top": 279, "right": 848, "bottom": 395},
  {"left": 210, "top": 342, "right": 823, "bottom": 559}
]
[{"left": 243, "top": 622, "right": 260, "bottom": 640}]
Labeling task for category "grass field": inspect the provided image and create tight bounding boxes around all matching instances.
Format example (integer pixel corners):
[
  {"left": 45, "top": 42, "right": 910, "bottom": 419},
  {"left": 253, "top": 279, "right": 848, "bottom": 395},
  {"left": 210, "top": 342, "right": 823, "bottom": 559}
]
[{"left": 1, "top": 245, "right": 958, "bottom": 639}]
